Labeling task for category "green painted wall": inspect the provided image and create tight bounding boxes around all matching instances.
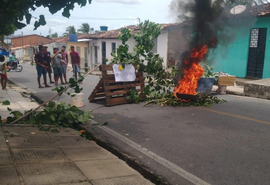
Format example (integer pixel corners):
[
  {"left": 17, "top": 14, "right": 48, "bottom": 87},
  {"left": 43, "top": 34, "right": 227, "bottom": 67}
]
[{"left": 210, "top": 17, "right": 270, "bottom": 79}]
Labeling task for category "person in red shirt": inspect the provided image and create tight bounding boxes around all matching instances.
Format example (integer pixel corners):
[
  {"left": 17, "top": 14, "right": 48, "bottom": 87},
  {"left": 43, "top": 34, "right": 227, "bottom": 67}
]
[{"left": 70, "top": 46, "right": 81, "bottom": 81}]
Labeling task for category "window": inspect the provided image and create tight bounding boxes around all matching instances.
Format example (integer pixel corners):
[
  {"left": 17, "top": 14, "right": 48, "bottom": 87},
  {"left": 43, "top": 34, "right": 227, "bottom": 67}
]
[
  {"left": 94, "top": 46, "right": 98, "bottom": 64},
  {"left": 112, "top": 42, "right": 116, "bottom": 54},
  {"left": 102, "top": 42, "right": 106, "bottom": 64},
  {"left": 250, "top": 29, "right": 259, "bottom": 48},
  {"left": 84, "top": 47, "right": 87, "bottom": 59},
  {"left": 76, "top": 46, "right": 81, "bottom": 55}
]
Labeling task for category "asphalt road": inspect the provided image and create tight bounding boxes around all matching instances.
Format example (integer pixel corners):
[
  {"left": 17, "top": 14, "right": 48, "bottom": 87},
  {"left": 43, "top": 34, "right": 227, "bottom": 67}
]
[{"left": 7, "top": 63, "right": 270, "bottom": 185}]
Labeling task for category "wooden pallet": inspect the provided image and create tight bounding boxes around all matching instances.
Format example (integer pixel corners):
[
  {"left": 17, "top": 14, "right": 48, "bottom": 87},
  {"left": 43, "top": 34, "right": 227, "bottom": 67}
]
[{"left": 88, "top": 64, "right": 146, "bottom": 106}]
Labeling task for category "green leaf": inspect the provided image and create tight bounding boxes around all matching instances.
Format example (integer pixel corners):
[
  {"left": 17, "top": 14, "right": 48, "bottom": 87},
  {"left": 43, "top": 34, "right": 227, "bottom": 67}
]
[
  {"left": 62, "top": 8, "right": 71, "bottom": 18},
  {"left": 34, "top": 21, "right": 40, "bottom": 30},
  {"left": 25, "top": 13, "right": 32, "bottom": 24},
  {"left": 50, "top": 128, "right": 60, "bottom": 133},
  {"left": 15, "top": 22, "right": 26, "bottom": 29},
  {"left": 49, "top": 115, "right": 56, "bottom": 121},
  {"left": 2, "top": 100, "right": 10, "bottom": 105},
  {"left": 11, "top": 111, "right": 23, "bottom": 119},
  {"left": 102, "top": 122, "right": 108, "bottom": 126},
  {"left": 39, "top": 15, "right": 46, "bottom": 26},
  {"left": 80, "top": 0, "right": 87, "bottom": 6},
  {"left": 48, "top": 101, "right": 56, "bottom": 109}
]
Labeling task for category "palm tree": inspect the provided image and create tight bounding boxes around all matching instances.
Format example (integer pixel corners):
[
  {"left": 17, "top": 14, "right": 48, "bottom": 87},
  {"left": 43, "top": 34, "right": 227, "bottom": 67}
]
[
  {"left": 78, "top": 23, "right": 90, "bottom": 34},
  {"left": 63, "top": 26, "right": 76, "bottom": 36},
  {"left": 51, "top": 32, "right": 58, "bottom": 38}
]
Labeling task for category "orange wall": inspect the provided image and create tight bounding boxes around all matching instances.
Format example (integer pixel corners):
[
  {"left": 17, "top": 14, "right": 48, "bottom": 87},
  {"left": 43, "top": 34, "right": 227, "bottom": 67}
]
[{"left": 12, "top": 35, "right": 52, "bottom": 47}]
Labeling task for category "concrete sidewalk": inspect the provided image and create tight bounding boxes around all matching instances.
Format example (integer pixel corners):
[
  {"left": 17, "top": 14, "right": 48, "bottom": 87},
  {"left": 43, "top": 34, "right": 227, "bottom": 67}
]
[
  {"left": 0, "top": 88, "right": 153, "bottom": 185},
  {"left": 226, "top": 78, "right": 270, "bottom": 99},
  {"left": 212, "top": 78, "right": 270, "bottom": 99},
  {"left": 244, "top": 78, "right": 270, "bottom": 99}
]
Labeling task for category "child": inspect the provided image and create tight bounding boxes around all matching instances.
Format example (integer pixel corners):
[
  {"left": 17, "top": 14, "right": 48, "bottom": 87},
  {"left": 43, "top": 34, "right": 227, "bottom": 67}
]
[{"left": 0, "top": 55, "right": 8, "bottom": 90}]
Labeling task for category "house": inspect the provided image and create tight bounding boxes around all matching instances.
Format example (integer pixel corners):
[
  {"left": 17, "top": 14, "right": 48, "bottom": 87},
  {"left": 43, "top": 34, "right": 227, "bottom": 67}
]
[
  {"left": 79, "top": 22, "right": 192, "bottom": 69},
  {"left": 210, "top": 4, "right": 270, "bottom": 79},
  {"left": 11, "top": 34, "right": 52, "bottom": 61},
  {"left": 11, "top": 34, "right": 52, "bottom": 48},
  {"left": 10, "top": 33, "right": 90, "bottom": 66}
]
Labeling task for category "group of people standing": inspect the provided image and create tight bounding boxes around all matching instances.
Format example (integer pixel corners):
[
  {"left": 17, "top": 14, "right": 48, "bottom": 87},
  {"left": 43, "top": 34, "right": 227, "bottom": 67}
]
[{"left": 35, "top": 45, "right": 81, "bottom": 88}]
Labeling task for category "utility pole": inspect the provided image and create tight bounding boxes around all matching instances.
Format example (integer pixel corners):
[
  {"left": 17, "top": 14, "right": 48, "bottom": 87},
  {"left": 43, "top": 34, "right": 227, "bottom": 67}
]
[
  {"left": 22, "top": 32, "right": 24, "bottom": 60},
  {"left": 49, "top": 29, "right": 52, "bottom": 38},
  {"left": 21, "top": 32, "right": 23, "bottom": 48},
  {"left": 137, "top": 17, "right": 141, "bottom": 23}
]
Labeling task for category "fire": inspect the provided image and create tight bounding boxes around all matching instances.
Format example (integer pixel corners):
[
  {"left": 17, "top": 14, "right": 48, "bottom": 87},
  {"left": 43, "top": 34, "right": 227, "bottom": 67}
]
[{"left": 174, "top": 45, "right": 208, "bottom": 101}]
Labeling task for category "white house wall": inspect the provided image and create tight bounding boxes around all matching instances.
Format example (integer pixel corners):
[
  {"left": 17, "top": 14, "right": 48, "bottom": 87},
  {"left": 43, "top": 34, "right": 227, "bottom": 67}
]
[
  {"left": 157, "top": 30, "right": 168, "bottom": 67},
  {"left": 98, "top": 39, "right": 122, "bottom": 63},
  {"left": 88, "top": 35, "right": 169, "bottom": 68},
  {"left": 88, "top": 38, "right": 137, "bottom": 68},
  {"left": 89, "top": 40, "right": 98, "bottom": 69},
  {"left": 14, "top": 49, "right": 25, "bottom": 60},
  {"left": 126, "top": 37, "right": 136, "bottom": 53}
]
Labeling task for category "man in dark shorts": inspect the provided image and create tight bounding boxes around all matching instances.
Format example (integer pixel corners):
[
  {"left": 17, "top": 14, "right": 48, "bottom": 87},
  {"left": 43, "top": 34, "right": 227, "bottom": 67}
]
[
  {"left": 35, "top": 45, "right": 50, "bottom": 88},
  {"left": 70, "top": 46, "right": 81, "bottom": 81},
  {"left": 43, "top": 46, "right": 54, "bottom": 84}
]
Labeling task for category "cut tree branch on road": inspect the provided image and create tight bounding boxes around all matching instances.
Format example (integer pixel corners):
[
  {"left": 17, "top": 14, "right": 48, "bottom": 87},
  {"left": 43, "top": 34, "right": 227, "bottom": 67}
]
[{"left": 10, "top": 64, "right": 101, "bottom": 124}]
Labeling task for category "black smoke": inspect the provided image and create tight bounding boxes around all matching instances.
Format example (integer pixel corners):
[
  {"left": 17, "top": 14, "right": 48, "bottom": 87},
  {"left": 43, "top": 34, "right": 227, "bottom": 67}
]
[
  {"left": 190, "top": 0, "right": 223, "bottom": 48},
  {"left": 170, "top": 0, "right": 257, "bottom": 81}
]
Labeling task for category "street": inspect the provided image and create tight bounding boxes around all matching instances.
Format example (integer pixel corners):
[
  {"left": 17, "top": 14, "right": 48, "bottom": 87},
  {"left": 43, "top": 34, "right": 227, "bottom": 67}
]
[{"left": 7, "top": 63, "right": 270, "bottom": 185}]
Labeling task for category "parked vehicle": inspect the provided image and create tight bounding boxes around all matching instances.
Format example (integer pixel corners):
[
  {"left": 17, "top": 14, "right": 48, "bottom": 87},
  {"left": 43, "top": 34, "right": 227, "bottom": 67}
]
[{"left": 6, "top": 59, "right": 23, "bottom": 72}]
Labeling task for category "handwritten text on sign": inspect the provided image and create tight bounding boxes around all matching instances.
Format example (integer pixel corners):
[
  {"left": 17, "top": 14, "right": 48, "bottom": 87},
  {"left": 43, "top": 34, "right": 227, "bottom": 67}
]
[{"left": 113, "top": 64, "right": 136, "bottom": 82}]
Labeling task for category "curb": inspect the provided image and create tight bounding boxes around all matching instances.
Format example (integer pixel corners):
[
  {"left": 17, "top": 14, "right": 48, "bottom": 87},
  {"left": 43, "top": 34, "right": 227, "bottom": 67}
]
[
  {"left": 8, "top": 78, "right": 28, "bottom": 90},
  {"left": 244, "top": 83, "right": 270, "bottom": 100},
  {"left": 226, "top": 90, "right": 245, "bottom": 96},
  {"left": 81, "top": 122, "right": 169, "bottom": 185},
  {"left": 7, "top": 79, "right": 44, "bottom": 105},
  {"left": 212, "top": 89, "right": 245, "bottom": 97}
]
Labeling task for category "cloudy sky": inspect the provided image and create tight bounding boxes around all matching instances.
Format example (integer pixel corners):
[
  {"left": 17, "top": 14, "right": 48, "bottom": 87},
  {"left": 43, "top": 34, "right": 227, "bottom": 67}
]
[{"left": 14, "top": 0, "right": 176, "bottom": 37}]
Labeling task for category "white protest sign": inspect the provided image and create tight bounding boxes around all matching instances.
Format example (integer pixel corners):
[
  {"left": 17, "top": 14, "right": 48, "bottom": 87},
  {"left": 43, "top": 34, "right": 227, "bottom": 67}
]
[{"left": 113, "top": 64, "right": 136, "bottom": 82}]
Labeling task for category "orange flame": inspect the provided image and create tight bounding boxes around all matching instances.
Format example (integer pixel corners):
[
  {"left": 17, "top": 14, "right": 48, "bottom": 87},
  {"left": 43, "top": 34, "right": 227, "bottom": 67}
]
[{"left": 174, "top": 45, "right": 208, "bottom": 101}]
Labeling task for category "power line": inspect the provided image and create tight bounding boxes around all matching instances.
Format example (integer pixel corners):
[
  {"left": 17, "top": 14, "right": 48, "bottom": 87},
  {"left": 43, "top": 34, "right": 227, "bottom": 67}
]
[{"left": 32, "top": 13, "right": 138, "bottom": 20}]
